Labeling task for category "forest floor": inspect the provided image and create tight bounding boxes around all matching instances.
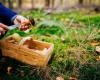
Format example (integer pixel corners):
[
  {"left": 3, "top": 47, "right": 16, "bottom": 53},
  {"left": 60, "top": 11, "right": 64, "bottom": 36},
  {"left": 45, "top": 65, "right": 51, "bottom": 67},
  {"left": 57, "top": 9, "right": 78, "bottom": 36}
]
[{"left": 0, "top": 9, "right": 100, "bottom": 80}]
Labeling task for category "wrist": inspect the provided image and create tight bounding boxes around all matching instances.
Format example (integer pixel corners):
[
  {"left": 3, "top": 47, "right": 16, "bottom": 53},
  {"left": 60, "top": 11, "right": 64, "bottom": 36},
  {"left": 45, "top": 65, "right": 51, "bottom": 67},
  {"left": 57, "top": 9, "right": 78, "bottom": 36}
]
[
  {"left": 13, "top": 15, "right": 28, "bottom": 24},
  {"left": 16, "top": 15, "right": 27, "bottom": 21},
  {"left": 11, "top": 15, "right": 17, "bottom": 23}
]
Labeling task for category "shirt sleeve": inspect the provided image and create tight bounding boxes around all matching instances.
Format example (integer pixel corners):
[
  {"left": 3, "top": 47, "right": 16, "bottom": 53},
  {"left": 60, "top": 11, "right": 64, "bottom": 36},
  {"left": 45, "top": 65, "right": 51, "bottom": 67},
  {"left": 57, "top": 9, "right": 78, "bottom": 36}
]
[{"left": 0, "top": 3, "right": 17, "bottom": 25}]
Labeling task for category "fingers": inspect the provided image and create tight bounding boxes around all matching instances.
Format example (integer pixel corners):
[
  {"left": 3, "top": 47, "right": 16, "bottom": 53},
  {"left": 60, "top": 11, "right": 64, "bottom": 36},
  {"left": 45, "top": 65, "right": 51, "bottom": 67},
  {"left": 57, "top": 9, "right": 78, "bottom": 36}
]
[
  {"left": 20, "top": 20, "right": 30, "bottom": 31},
  {"left": 0, "top": 23, "right": 8, "bottom": 36},
  {"left": 0, "top": 27, "right": 6, "bottom": 36},
  {"left": 19, "top": 25, "right": 29, "bottom": 31},
  {"left": 21, "top": 20, "right": 31, "bottom": 25},
  {"left": 14, "top": 15, "right": 31, "bottom": 31},
  {"left": 0, "top": 23, "right": 8, "bottom": 30},
  {"left": 15, "top": 15, "right": 30, "bottom": 25}
]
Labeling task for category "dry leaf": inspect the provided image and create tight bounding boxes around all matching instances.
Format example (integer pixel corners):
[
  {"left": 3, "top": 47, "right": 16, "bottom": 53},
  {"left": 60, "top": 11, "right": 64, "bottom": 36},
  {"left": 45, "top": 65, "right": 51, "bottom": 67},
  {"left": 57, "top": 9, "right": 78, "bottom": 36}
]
[
  {"left": 96, "top": 56, "right": 100, "bottom": 61},
  {"left": 56, "top": 76, "right": 64, "bottom": 80},
  {"left": 20, "top": 70, "right": 25, "bottom": 77},
  {"left": 98, "top": 30, "right": 100, "bottom": 33},
  {"left": 69, "top": 77, "right": 77, "bottom": 80},
  {"left": 90, "top": 41, "right": 99, "bottom": 46},
  {"left": 7, "top": 66, "right": 13, "bottom": 75},
  {"left": 96, "top": 46, "right": 100, "bottom": 53}
]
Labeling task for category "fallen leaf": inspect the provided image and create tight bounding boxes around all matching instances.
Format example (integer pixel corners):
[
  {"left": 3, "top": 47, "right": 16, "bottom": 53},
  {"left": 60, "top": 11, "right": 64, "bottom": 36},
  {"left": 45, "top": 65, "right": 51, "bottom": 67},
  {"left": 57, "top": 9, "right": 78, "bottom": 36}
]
[
  {"left": 20, "top": 70, "right": 25, "bottom": 77},
  {"left": 90, "top": 41, "right": 99, "bottom": 46},
  {"left": 69, "top": 77, "right": 77, "bottom": 80},
  {"left": 98, "top": 30, "right": 100, "bottom": 32},
  {"left": 56, "top": 76, "right": 64, "bottom": 80},
  {"left": 96, "top": 46, "right": 100, "bottom": 53},
  {"left": 96, "top": 56, "right": 100, "bottom": 61},
  {"left": 7, "top": 66, "right": 13, "bottom": 75}
]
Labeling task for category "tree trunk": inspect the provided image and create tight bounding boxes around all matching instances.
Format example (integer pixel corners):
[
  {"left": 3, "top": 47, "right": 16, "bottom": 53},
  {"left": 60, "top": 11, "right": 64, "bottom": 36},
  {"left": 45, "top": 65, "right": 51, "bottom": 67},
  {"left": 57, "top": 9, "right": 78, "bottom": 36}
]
[
  {"left": 0, "top": 0, "right": 6, "bottom": 4},
  {"left": 18, "top": 0, "right": 22, "bottom": 8},
  {"left": 8, "top": 0, "right": 13, "bottom": 9},
  {"left": 31, "top": 0, "right": 34, "bottom": 9},
  {"left": 79, "top": 0, "right": 83, "bottom": 5},
  {"left": 45, "top": 0, "right": 50, "bottom": 8},
  {"left": 51, "top": 0, "right": 54, "bottom": 8}
]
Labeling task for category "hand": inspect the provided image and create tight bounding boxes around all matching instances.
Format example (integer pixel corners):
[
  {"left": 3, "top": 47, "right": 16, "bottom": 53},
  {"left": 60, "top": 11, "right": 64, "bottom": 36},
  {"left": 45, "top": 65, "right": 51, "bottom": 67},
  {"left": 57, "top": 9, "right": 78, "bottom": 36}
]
[
  {"left": 14, "top": 15, "right": 30, "bottom": 31},
  {"left": 0, "top": 23, "right": 8, "bottom": 36}
]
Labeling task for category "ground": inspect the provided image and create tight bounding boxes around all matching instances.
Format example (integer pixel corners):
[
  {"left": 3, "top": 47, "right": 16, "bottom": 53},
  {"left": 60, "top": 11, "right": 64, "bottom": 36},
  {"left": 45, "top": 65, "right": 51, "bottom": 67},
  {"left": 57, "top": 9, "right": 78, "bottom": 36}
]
[{"left": 0, "top": 9, "right": 100, "bottom": 80}]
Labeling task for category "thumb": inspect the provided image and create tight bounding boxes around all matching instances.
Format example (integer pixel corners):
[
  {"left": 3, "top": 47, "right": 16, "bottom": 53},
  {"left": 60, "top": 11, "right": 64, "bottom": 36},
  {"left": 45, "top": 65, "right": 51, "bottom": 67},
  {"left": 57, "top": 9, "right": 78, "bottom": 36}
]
[{"left": 0, "top": 23, "right": 8, "bottom": 30}]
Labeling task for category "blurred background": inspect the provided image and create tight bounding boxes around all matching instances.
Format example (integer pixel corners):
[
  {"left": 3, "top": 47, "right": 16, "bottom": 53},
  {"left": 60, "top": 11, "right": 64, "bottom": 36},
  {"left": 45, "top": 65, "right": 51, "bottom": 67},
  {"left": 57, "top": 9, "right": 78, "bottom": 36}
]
[{"left": 1, "top": 0, "right": 100, "bottom": 11}]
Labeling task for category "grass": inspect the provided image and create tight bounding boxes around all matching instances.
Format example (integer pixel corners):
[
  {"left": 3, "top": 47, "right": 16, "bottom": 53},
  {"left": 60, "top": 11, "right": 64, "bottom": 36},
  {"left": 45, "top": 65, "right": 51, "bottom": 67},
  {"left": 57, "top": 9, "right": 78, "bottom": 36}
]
[{"left": 1, "top": 9, "right": 100, "bottom": 80}]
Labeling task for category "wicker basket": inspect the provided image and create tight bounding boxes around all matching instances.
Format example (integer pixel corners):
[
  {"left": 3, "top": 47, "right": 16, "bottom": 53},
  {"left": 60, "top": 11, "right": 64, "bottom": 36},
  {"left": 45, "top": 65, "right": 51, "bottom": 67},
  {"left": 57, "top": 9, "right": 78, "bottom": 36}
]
[{"left": 0, "top": 35, "right": 54, "bottom": 67}]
